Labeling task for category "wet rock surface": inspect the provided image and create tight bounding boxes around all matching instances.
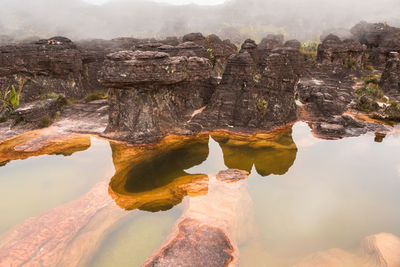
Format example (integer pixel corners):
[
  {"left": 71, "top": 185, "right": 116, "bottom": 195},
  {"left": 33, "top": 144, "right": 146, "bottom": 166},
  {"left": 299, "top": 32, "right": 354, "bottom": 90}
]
[
  {"left": 0, "top": 181, "right": 125, "bottom": 267},
  {"left": 216, "top": 169, "right": 249, "bottom": 183},
  {"left": 144, "top": 218, "right": 234, "bottom": 267},
  {"left": 0, "top": 99, "right": 108, "bottom": 142}
]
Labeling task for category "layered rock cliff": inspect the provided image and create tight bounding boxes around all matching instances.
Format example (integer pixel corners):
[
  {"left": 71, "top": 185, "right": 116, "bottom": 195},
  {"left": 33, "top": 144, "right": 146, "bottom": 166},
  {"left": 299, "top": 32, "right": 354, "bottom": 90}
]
[{"left": 100, "top": 50, "right": 214, "bottom": 143}]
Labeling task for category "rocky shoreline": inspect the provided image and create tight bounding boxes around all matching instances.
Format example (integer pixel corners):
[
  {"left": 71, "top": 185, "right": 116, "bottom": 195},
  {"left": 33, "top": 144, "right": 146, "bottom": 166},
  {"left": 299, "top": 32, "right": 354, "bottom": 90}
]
[{"left": 1, "top": 22, "right": 399, "bottom": 145}]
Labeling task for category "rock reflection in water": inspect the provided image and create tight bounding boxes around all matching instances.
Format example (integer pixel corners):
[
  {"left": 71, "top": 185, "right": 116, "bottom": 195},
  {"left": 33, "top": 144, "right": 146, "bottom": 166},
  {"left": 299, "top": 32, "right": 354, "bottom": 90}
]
[
  {"left": 108, "top": 127, "right": 298, "bottom": 213},
  {"left": 108, "top": 136, "right": 210, "bottom": 212},
  {"left": 212, "top": 127, "right": 297, "bottom": 176}
]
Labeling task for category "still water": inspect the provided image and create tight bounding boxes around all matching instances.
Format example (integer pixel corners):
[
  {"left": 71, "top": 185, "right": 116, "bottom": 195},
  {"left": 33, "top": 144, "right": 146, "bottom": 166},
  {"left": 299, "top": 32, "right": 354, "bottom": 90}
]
[{"left": 0, "top": 122, "right": 400, "bottom": 266}]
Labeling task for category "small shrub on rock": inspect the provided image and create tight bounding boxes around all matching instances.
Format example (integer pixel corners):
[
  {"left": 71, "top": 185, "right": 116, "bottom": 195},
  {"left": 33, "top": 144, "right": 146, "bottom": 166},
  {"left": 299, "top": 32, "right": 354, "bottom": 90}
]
[
  {"left": 300, "top": 41, "right": 318, "bottom": 61},
  {"left": 38, "top": 116, "right": 52, "bottom": 128},
  {"left": 84, "top": 91, "right": 108, "bottom": 103}
]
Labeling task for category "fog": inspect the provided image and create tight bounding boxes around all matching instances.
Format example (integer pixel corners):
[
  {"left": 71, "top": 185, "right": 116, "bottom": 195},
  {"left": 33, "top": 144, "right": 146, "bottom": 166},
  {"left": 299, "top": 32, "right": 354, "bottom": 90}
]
[{"left": 0, "top": 0, "right": 399, "bottom": 43}]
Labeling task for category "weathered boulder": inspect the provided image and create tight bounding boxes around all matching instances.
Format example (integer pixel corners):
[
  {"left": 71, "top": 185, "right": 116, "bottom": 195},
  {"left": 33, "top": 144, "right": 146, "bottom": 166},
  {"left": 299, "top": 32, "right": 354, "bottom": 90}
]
[
  {"left": 144, "top": 218, "right": 234, "bottom": 267},
  {"left": 317, "top": 34, "right": 365, "bottom": 67},
  {"left": 258, "top": 34, "right": 284, "bottom": 50},
  {"left": 0, "top": 37, "right": 86, "bottom": 102},
  {"left": 351, "top": 22, "right": 400, "bottom": 69},
  {"left": 380, "top": 52, "right": 400, "bottom": 99},
  {"left": 216, "top": 169, "right": 249, "bottom": 183},
  {"left": 297, "top": 66, "right": 355, "bottom": 119},
  {"left": 12, "top": 97, "right": 66, "bottom": 128},
  {"left": 193, "top": 39, "right": 304, "bottom": 132},
  {"left": 126, "top": 33, "right": 236, "bottom": 78},
  {"left": 99, "top": 50, "right": 214, "bottom": 143},
  {"left": 179, "top": 33, "right": 237, "bottom": 77}
]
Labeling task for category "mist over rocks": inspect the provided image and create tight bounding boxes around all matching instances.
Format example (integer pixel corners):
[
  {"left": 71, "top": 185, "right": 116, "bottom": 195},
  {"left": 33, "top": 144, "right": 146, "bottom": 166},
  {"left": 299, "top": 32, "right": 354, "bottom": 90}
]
[{"left": 1, "top": 0, "right": 400, "bottom": 43}]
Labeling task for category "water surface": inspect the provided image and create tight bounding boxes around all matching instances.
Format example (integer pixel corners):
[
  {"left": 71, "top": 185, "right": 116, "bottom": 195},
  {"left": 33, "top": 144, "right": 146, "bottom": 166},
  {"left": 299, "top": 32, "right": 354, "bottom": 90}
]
[{"left": 1, "top": 123, "right": 400, "bottom": 266}]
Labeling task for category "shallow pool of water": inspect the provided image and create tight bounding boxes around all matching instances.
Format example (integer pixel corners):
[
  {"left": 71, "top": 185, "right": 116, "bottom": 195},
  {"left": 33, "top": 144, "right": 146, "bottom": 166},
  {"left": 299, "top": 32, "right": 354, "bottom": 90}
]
[{"left": 1, "top": 122, "right": 400, "bottom": 266}]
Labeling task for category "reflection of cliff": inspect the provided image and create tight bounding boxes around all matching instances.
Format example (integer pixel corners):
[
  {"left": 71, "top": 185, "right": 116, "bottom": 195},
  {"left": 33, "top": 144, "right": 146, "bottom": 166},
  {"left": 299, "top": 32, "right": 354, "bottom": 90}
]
[
  {"left": 109, "top": 136, "right": 210, "bottom": 212},
  {"left": 109, "top": 127, "right": 298, "bottom": 212},
  {"left": 212, "top": 127, "right": 297, "bottom": 176}
]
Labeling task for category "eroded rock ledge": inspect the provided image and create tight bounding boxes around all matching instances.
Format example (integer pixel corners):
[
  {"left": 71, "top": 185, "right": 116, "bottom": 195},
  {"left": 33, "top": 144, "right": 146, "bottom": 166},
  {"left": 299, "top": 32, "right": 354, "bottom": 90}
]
[
  {"left": 0, "top": 21, "right": 400, "bottom": 144},
  {"left": 99, "top": 35, "right": 305, "bottom": 144}
]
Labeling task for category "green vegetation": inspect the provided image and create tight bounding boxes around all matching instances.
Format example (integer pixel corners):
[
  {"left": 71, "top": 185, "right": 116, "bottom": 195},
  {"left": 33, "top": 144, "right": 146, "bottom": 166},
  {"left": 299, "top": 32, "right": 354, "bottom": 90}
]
[
  {"left": 38, "top": 116, "right": 52, "bottom": 128},
  {"left": 256, "top": 98, "right": 268, "bottom": 115},
  {"left": 84, "top": 66, "right": 89, "bottom": 81},
  {"left": 355, "top": 74, "right": 383, "bottom": 112},
  {"left": 207, "top": 48, "right": 214, "bottom": 60},
  {"left": 42, "top": 92, "right": 64, "bottom": 99},
  {"left": 362, "top": 74, "right": 381, "bottom": 85},
  {"left": 0, "top": 77, "right": 26, "bottom": 117},
  {"left": 364, "top": 65, "right": 375, "bottom": 71},
  {"left": 374, "top": 100, "right": 400, "bottom": 122},
  {"left": 84, "top": 91, "right": 108, "bottom": 103},
  {"left": 346, "top": 57, "right": 358, "bottom": 70},
  {"left": 300, "top": 41, "right": 318, "bottom": 61},
  {"left": 355, "top": 74, "right": 400, "bottom": 121}
]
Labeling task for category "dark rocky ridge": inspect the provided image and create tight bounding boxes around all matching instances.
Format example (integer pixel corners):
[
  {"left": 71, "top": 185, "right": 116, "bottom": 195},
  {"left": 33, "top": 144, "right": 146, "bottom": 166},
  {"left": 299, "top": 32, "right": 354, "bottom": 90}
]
[
  {"left": 380, "top": 52, "right": 400, "bottom": 100},
  {"left": 99, "top": 35, "right": 305, "bottom": 143},
  {"left": 0, "top": 37, "right": 104, "bottom": 102},
  {"left": 351, "top": 21, "right": 400, "bottom": 69},
  {"left": 1, "top": 21, "right": 400, "bottom": 144}
]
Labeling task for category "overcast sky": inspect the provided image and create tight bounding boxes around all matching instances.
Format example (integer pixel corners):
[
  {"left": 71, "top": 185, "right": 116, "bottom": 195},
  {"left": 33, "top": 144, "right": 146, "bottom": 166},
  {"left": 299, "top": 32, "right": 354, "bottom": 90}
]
[
  {"left": 1, "top": 0, "right": 399, "bottom": 42},
  {"left": 84, "top": 0, "right": 227, "bottom": 5}
]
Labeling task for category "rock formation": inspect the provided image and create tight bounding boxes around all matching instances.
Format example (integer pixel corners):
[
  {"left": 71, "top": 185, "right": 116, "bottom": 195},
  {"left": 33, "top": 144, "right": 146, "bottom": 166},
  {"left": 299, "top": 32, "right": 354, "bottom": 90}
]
[
  {"left": 192, "top": 38, "right": 304, "bottom": 133},
  {"left": 351, "top": 21, "right": 400, "bottom": 69},
  {"left": 380, "top": 52, "right": 400, "bottom": 99},
  {"left": 297, "top": 33, "right": 391, "bottom": 139},
  {"left": 0, "top": 23, "right": 399, "bottom": 143},
  {"left": 181, "top": 33, "right": 237, "bottom": 77},
  {"left": 316, "top": 34, "right": 365, "bottom": 67},
  {"left": 100, "top": 50, "right": 214, "bottom": 143},
  {"left": 0, "top": 37, "right": 86, "bottom": 102}
]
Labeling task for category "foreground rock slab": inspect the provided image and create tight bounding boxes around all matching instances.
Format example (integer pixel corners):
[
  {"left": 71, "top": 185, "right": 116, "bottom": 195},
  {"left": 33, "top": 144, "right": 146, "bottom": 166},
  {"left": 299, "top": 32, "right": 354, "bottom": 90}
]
[
  {"left": 144, "top": 170, "right": 252, "bottom": 267},
  {"left": 0, "top": 181, "right": 126, "bottom": 267},
  {"left": 144, "top": 218, "right": 234, "bottom": 267}
]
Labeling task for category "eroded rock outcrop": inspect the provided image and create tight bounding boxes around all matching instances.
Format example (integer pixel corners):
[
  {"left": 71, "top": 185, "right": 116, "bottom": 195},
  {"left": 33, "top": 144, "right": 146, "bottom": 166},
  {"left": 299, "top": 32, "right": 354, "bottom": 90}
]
[
  {"left": 297, "top": 33, "right": 391, "bottom": 139},
  {"left": 0, "top": 37, "right": 87, "bottom": 102},
  {"left": 351, "top": 21, "right": 400, "bottom": 69},
  {"left": 192, "top": 39, "right": 304, "bottom": 132},
  {"left": 100, "top": 50, "right": 214, "bottom": 143},
  {"left": 380, "top": 52, "right": 400, "bottom": 99},
  {"left": 317, "top": 34, "right": 365, "bottom": 67},
  {"left": 182, "top": 33, "right": 237, "bottom": 77}
]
